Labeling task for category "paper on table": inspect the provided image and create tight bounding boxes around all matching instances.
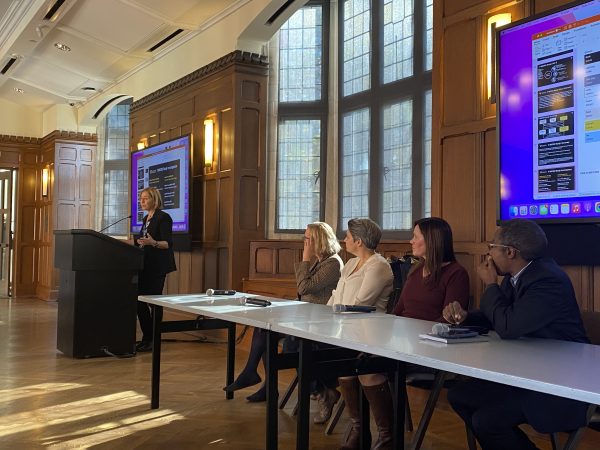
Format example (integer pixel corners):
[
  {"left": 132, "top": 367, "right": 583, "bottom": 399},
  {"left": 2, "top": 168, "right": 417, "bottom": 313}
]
[{"left": 418, "top": 333, "right": 489, "bottom": 344}]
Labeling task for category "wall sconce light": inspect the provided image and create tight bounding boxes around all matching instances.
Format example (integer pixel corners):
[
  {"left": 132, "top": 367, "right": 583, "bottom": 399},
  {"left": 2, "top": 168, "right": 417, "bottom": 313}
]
[
  {"left": 204, "top": 118, "right": 214, "bottom": 168},
  {"left": 487, "top": 13, "right": 512, "bottom": 103},
  {"left": 42, "top": 167, "right": 49, "bottom": 197}
]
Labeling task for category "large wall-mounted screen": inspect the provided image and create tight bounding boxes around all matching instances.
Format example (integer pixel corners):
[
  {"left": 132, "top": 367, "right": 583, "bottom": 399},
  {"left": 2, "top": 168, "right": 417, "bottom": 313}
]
[
  {"left": 498, "top": 0, "right": 600, "bottom": 223},
  {"left": 130, "top": 135, "right": 191, "bottom": 234}
]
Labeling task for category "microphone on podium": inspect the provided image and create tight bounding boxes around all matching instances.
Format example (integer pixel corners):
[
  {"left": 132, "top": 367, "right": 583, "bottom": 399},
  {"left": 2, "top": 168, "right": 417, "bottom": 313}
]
[
  {"left": 332, "top": 304, "right": 376, "bottom": 313},
  {"left": 99, "top": 215, "right": 132, "bottom": 233}
]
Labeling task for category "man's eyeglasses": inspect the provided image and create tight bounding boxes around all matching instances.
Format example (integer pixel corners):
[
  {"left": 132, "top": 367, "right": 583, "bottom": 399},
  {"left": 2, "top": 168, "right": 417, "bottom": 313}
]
[{"left": 487, "top": 242, "right": 517, "bottom": 251}]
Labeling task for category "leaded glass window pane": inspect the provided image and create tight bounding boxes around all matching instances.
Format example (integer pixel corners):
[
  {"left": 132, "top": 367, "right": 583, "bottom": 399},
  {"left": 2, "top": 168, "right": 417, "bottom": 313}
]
[
  {"left": 101, "top": 102, "right": 130, "bottom": 236},
  {"left": 343, "top": 0, "right": 371, "bottom": 96},
  {"left": 424, "top": 90, "right": 432, "bottom": 217},
  {"left": 342, "top": 108, "right": 370, "bottom": 224},
  {"left": 279, "top": 5, "right": 323, "bottom": 102},
  {"left": 277, "top": 120, "right": 321, "bottom": 229},
  {"left": 425, "top": 0, "right": 433, "bottom": 71},
  {"left": 382, "top": 100, "right": 413, "bottom": 229},
  {"left": 382, "top": 0, "right": 414, "bottom": 83}
]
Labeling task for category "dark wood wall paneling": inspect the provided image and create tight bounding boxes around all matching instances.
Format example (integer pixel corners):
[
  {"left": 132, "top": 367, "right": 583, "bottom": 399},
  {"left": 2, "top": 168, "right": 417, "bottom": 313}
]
[
  {"left": 0, "top": 132, "right": 96, "bottom": 299},
  {"left": 130, "top": 51, "right": 268, "bottom": 294}
]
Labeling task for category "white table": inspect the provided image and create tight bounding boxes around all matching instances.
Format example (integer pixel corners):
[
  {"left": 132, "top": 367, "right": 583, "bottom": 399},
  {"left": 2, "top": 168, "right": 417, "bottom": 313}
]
[
  {"left": 138, "top": 293, "right": 303, "bottom": 408},
  {"left": 139, "top": 294, "right": 600, "bottom": 450},
  {"left": 271, "top": 313, "right": 600, "bottom": 450}
]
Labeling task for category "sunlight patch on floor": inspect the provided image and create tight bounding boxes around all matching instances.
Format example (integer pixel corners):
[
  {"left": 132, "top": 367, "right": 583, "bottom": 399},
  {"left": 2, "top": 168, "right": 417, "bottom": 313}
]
[
  {"left": 0, "top": 383, "right": 88, "bottom": 403},
  {"left": 0, "top": 391, "right": 149, "bottom": 438},
  {"left": 44, "top": 409, "right": 185, "bottom": 449}
]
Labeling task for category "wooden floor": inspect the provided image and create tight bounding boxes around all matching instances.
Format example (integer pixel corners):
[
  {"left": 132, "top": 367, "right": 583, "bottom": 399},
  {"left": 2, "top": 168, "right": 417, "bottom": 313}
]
[{"left": 1, "top": 298, "right": 599, "bottom": 450}]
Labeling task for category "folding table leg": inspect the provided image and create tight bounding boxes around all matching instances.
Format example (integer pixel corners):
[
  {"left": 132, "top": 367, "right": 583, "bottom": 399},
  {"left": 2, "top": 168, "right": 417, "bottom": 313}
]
[
  {"left": 150, "top": 304, "right": 163, "bottom": 409},
  {"left": 297, "top": 339, "right": 313, "bottom": 450},
  {"left": 225, "top": 322, "right": 236, "bottom": 400},
  {"left": 266, "top": 330, "right": 279, "bottom": 450},
  {"left": 392, "top": 361, "right": 406, "bottom": 450}
]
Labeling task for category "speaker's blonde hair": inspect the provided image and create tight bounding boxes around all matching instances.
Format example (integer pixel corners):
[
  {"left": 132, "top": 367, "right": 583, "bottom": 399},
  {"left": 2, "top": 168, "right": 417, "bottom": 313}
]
[
  {"left": 306, "top": 222, "right": 341, "bottom": 258},
  {"left": 140, "top": 187, "right": 163, "bottom": 209}
]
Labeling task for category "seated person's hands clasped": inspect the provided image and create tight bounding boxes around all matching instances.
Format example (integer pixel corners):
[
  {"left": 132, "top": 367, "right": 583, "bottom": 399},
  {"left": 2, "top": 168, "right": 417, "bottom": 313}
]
[{"left": 443, "top": 301, "right": 468, "bottom": 325}]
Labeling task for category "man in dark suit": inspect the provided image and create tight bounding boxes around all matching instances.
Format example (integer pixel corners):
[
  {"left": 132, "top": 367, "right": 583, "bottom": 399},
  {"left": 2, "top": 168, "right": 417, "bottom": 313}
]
[{"left": 443, "top": 219, "right": 589, "bottom": 450}]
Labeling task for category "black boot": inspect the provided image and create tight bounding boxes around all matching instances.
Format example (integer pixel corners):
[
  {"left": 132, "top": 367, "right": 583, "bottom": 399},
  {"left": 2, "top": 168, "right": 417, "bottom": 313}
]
[{"left": 362, "top": 382, "right": 394, "bottom": 450}]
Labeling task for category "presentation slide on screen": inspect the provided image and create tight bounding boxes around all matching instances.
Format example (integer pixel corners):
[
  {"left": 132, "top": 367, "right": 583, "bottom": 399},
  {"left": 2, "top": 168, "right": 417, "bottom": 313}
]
[
  {"left": 498, "top": 1, "right": 600, "bottom": 221},
  {"left": 532, "top": 15, "right": 600, "bottom": 200},
  {"left": 130, "top": 136, "right": 190, "bottom": 233}
]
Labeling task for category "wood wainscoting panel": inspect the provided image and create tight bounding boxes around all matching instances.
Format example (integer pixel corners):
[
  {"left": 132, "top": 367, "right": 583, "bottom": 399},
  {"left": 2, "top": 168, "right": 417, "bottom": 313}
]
[
  {"left": 204, "top": 178, "right": 218, "bottom": 241},
  {"left": 218, "top": 247, "right": 230, "bottom": 289},
  {"left": 484, "top": 129, "right": 498, "bottom": 242},
  {"left": 18, "top": 244, "right": 36, "bottom": 290},
  {"left": 56, "top": 204, "right": 75, "bottom": 230},
  {"left": 219, "top": 176, "right": 232, "bottom": 242},
  {"left": 441, "top": 134, "right": 478, "bottom": 242},
  {"left": 535, "top": 0, "right": 570, "bottom": 13},
  {"left": 56, "top": 163, "right": 76, "bottom": 201},
  {"left": 239, "top": 176, "right": 258, "bottom": 231},
  {"left": 242, "top": 278, "right": 298, "bottom": 300},
  {"left": 78, "top": 164, "right": 92, "bottom": 201},
  {"left": 444, "top": 0, "right": 490, "bottom": 16},
  {"left": 255, "top": 247, "right": 274, "bottom": 274},
  {"left": 563, "top": 266, "right": 592, "bottom": 311},
  {"left": 240, "top": 108, "right": 260, "bottom": 170},
  {"left": 241, "top": 80, "right": 260, "bottom": 102},
  {"left": 442, "top": 18, "right": 477, "bottom": 126},
  {"left": 276, "top": 248, "right": 298, "bottom": 275},
  {"left": 204, "top": 247, "right": 218, "bottom": 291},
  {"left": 160, "top": 98, "right": 194, "bottom": 129},
  {"left": 220, "top": 108, "right": 234, "bottom": 171},
  {"left": 19, "top": 205, "right": 36, "bottom": 251}
]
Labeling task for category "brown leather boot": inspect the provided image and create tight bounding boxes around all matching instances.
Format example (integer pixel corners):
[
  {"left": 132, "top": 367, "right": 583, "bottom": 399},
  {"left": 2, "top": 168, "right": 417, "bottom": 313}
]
[
  {"left": 362, "top": 381, "right": 394, "bottom": 450},
  {"left": 338, "top": 377, "right": 370, "bottom": 450}
]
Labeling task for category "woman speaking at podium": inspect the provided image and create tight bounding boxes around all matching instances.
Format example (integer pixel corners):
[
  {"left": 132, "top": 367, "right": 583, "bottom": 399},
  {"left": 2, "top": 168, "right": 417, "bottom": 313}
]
[{"left": 135, "top": 187, "right": 177, "bottom": 352}]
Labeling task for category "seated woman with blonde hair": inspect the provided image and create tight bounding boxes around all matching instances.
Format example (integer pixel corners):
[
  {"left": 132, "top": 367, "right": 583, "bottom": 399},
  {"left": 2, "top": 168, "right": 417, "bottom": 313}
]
[{"left": 224, "top": 221, "right": 343, "bottom": 404}]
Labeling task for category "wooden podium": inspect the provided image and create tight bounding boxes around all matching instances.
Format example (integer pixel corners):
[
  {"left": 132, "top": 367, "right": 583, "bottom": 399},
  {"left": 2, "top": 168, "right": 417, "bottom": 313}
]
[{"left": 54, "top": 229, "right": 143, "bottom": 358}]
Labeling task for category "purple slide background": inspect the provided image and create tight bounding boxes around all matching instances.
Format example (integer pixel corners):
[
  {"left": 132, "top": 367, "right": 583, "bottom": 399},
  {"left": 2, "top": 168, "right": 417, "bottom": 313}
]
[
  {"left": 498, "top": 1, "right": 600, "bottom": 221},
  {"left": 130, "top": 135, "right": 190, "bottom": 233}
]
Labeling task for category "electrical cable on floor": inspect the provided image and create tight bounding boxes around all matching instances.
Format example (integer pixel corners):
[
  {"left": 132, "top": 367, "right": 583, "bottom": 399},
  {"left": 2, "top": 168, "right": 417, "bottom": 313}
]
[{"left": 102, "top": 347, "right": 136, "bottom": 358}]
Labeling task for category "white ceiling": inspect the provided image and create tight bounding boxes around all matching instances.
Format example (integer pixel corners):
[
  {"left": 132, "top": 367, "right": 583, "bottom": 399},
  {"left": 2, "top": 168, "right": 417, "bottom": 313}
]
[{"left": 0, "top": 0, "right": 242, "bottom": 111}]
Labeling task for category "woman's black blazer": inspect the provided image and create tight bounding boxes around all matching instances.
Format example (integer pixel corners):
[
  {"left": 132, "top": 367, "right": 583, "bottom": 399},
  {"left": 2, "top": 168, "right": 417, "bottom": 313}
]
[{"left": 137, "top": 209, "right": 177, "bottom": 276}]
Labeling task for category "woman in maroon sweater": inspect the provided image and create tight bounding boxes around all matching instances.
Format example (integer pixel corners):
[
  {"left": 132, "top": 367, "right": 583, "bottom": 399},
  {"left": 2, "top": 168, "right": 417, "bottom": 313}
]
[
  {"left": 339, "top": 218, "right": 469, "bottom": 450},
  {"left": 393, "top": 217, "right": 470, "bottom": 321}
]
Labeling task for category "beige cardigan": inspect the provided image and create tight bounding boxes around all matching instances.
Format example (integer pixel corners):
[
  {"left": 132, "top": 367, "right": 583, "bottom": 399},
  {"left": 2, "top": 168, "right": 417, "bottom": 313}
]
[{"left": 327, "top": 253, "right": 393, "bottom": 312}]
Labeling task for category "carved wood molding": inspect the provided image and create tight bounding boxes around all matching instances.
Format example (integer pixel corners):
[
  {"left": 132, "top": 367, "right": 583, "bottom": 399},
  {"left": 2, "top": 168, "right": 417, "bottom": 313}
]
[
  {"left": 0, "top": 135, "right": 42, "bottom": 145},
  {"left": 42, "top": 131, "right": 98, "bottom": 144},
  {"left": 131, "top": 50, "right": 269, "bottom": 113}
]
